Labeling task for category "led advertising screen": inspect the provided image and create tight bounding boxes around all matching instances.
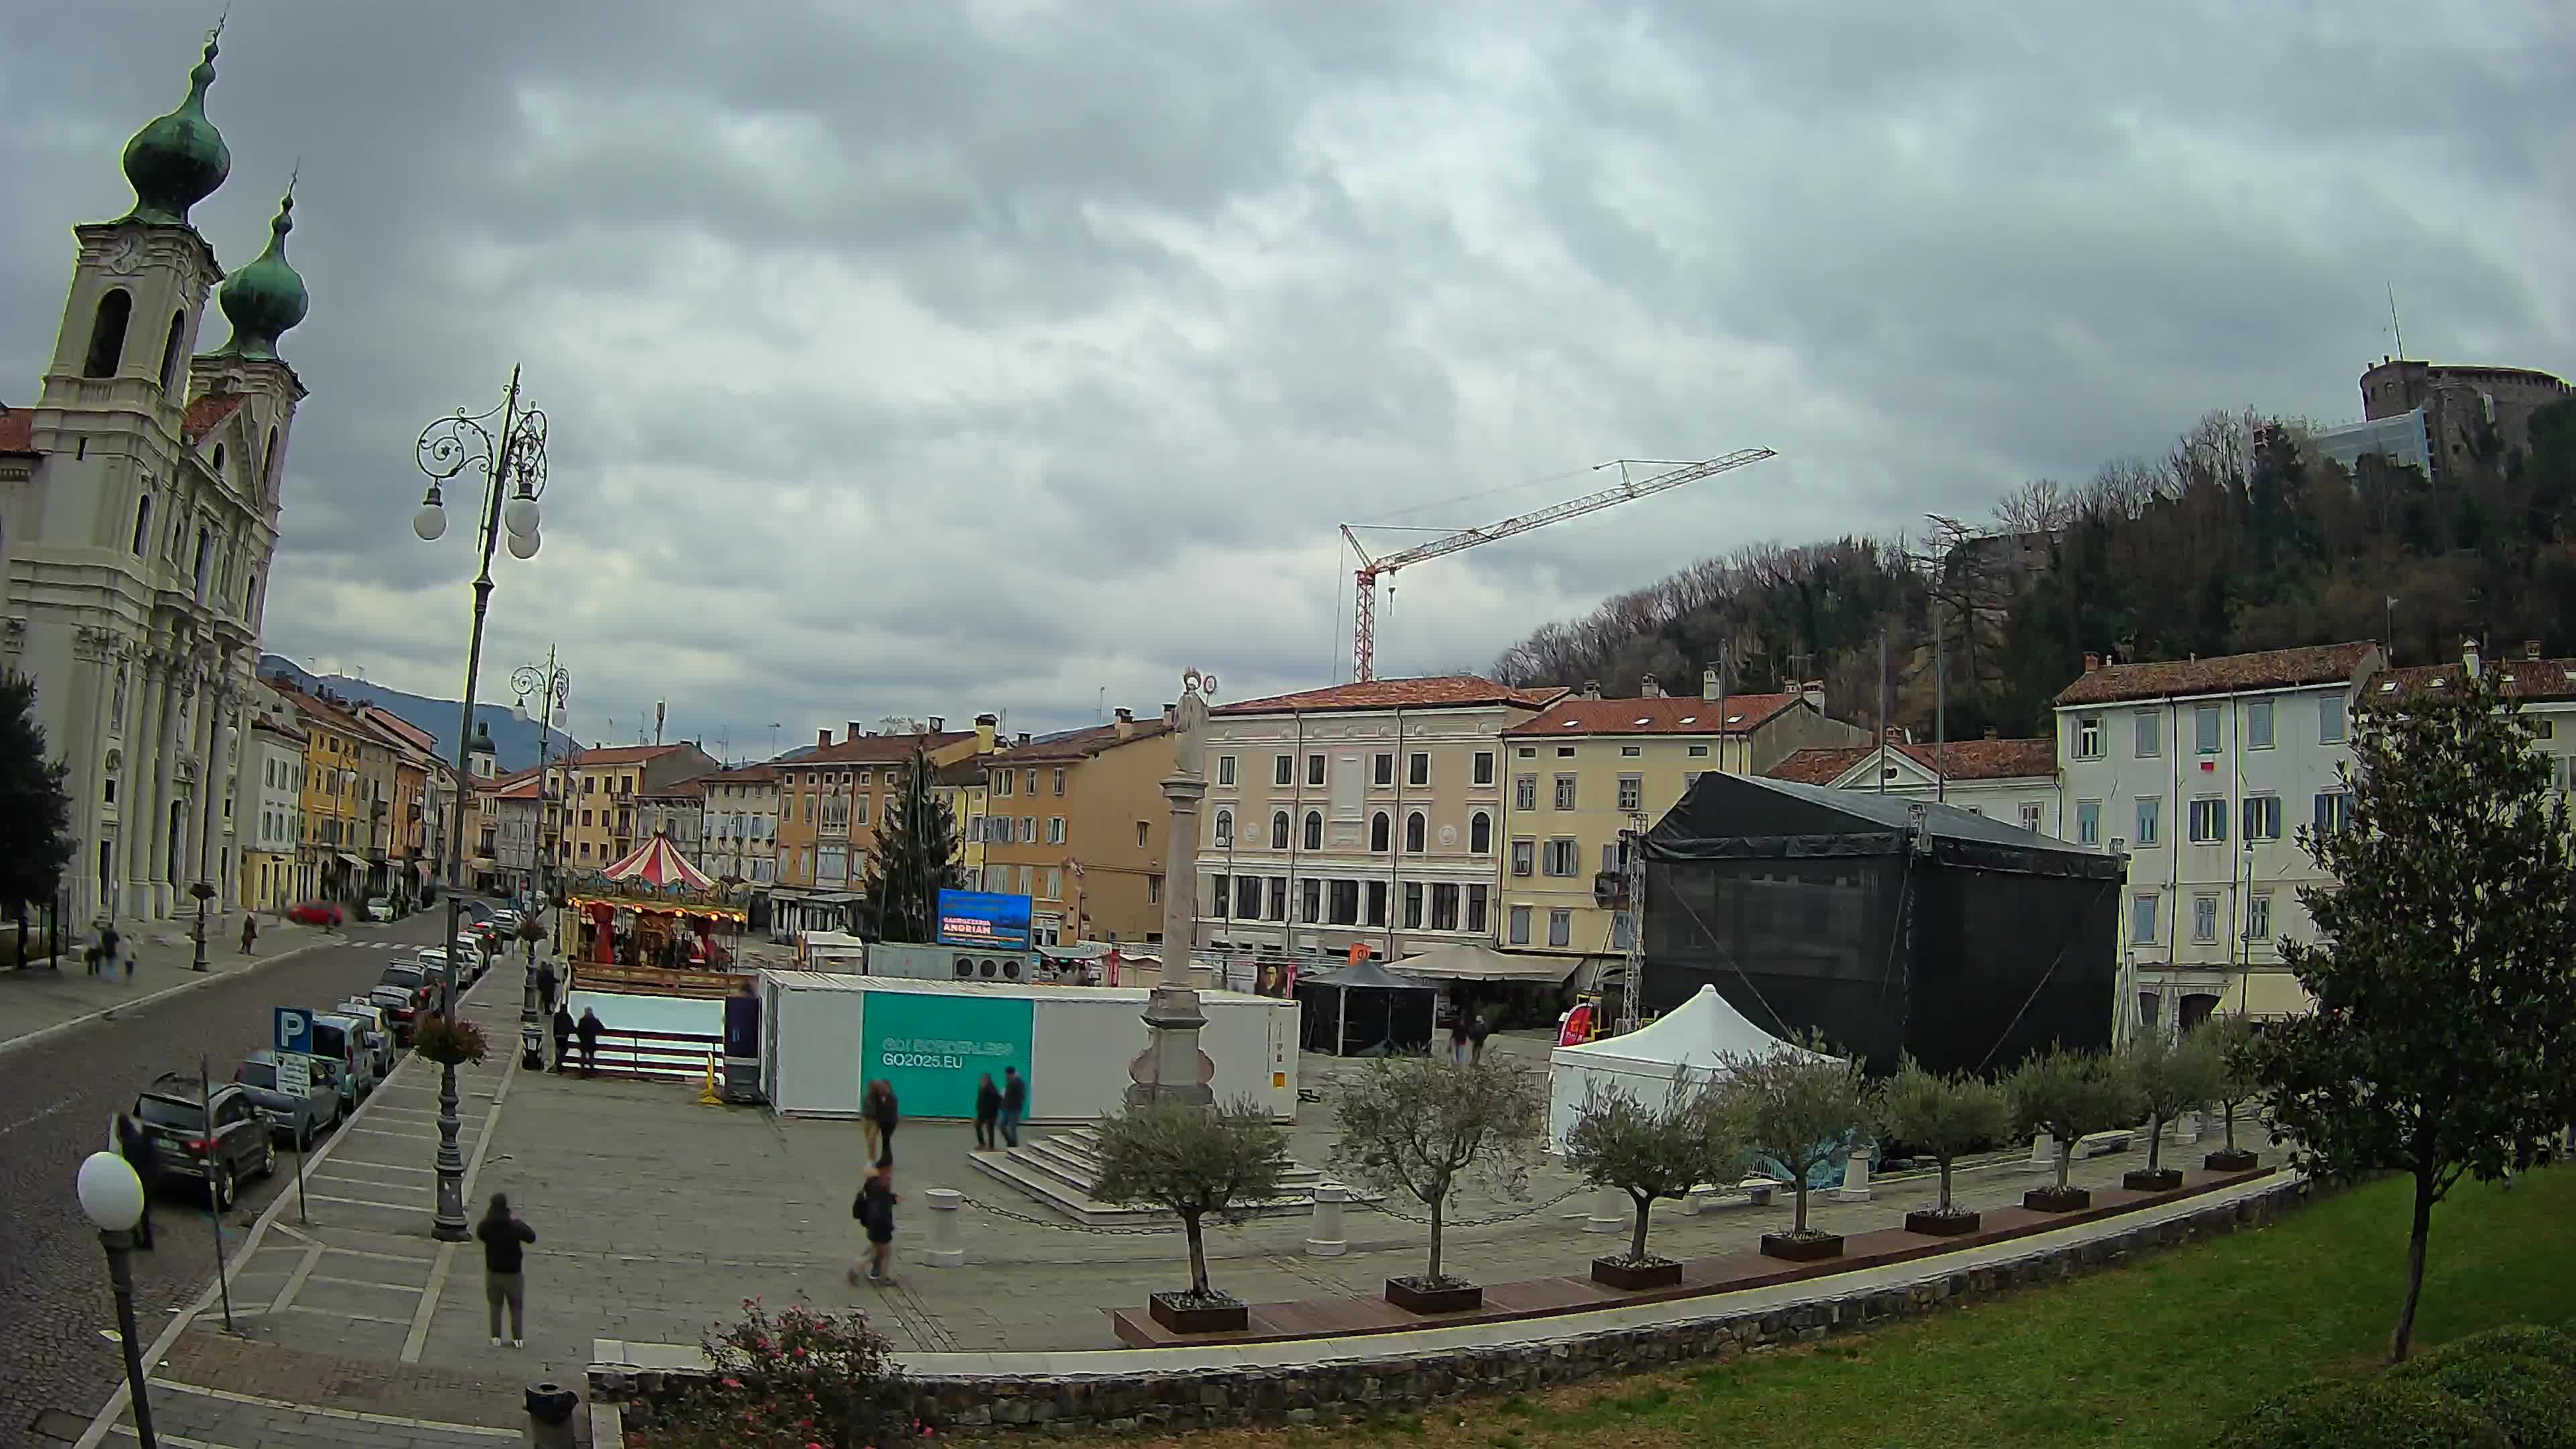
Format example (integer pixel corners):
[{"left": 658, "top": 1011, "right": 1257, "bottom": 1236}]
[
  {"left": 861, "top": 990, "right": 1034, "bottom": 1118},
  {"left": 936, "top": 889, "right": 1034, "bottom": 950}
]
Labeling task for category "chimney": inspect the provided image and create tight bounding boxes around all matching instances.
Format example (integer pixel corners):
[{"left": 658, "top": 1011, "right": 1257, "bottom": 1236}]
[
  {"left": 2462, "top": 637, "right": 2481, "bottom": 680},
  {"left": 1582, "top": 679, "right": 1602, "bottom": 700},
  {"left": 1802, "top": 679, "right": 1826, "bottom": 710},
  {"left": 975, "top": 713, "right": 998, "bottom": 751},
  {"left": 929, "top": 716, "right": 945, "bottom": 733},
  {"left": 1640, "top": 672, "right": 1662, "bottom": 698},
  {"left": 818, "top": 728, "right": 832, "bottom": 749},
  {"left": 2526, "top": 640, "right": 2544, "bottom": 661},
  {"left": 847, "top": 720, "right": 864, "bottom": 741},
  {"left": 2083, "top": 652, "right": 2101, "bottom": 674},
  {"left": 1016, "top": 733, "right": 1031, "bottom": 746},
  {"left": 1114, "top": 707, "right": 1135, "bottom": 739},
  {"left": 1702, "top": 667, "right": 1720, "bottom": 702}
]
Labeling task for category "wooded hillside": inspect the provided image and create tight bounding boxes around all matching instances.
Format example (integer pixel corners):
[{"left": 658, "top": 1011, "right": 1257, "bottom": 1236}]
[{"left": 1489, "top": 398, "right": 2576, "bottom": 741}]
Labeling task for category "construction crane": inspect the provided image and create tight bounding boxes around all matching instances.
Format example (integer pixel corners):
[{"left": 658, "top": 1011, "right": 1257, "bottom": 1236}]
[{"left": 1338, "top": 449, "right": 1778, "bottom": 682}]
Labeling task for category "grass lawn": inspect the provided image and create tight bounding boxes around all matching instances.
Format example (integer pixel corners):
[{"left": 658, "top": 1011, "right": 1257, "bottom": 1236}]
[{"left": 1128, "top": 1166, "right": 2576, "bottom": 1449}]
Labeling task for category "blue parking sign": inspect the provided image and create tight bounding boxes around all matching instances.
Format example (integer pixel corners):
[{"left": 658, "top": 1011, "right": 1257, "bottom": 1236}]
[{"left": 274, "top": 1007, "right": 313, "bottom": 1055}]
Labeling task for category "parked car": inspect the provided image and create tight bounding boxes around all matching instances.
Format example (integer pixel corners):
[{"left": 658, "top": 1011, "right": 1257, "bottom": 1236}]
[
  {"left": 285, "top": 901, "right": 344, "bottom": 927},
  {"left": 364, "top": 896, "right": 395, "bottom": 922},
  {"left": 382, "top": 961, "right": 441, "bottom": 1016},
  {"left": 133, "top": 1073, "right": 275, "bottom": 1209},
  {"left": 234, "top": 1050, "right": 343, "bottom": 1148},
  {"left": 415, "top": 947, "right": 468, "bottom": 992},
  {"left": 367, "top": 983, "right": 423, "bottom": 1044},
  {"left": 333, "top": 1000, "right": 398, "bottom": 1077},
  {"left": 307, "top": 1012, "right": 378, "bottom": 1102}
]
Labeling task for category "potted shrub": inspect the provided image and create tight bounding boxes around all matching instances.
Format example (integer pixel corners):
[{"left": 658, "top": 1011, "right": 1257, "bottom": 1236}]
[
  {"left": 1091, "top": 1098, "right": 1292, "bottom": 1334},
  {"left": 2196, "top": 1014, "right": 2265, "bottom": 1172},
  {"left": 1872, "top": 1057, "right": 2010, "bottom": 1236},
  {"left": 1563, "top": 1074, "right": 1748, "bottom": 1289},
  {"left": 1332, "top": 1056, "right": 1546, "bottom": 1313},
  {"left": 2006, "top": 1046, "right": 2139, "bottom": 1212},
  {"left": 411, "top": 1014, "right": 490, "bottom": 1067},
  {"left": 2124, "top": 1030, "right": 2224, "bottom": 1191},
  {"left": 1720, "top": 1034, "right": 1868, "bottom": 1262},
  {"left": 516, "top": 914, "right": 548, "bottom": 961}
]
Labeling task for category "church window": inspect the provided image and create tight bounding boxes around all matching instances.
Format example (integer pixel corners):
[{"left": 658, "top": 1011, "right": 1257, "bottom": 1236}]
[
  {"left": 264, "top": 426, "right": 281, "bottom": 496},
  {"left": 84, "top": 289, "right": 132, "bottom": 378},
  {"left": 211, "top": 443, "right": 225, "bottom": 478},
  {"left": 193, "top": 527, "right": 212, "bottom": 597},
  {"left": 129, "top": 495, "right": 153, "bottom": 555},
  {"left": 158, "top": 311, "right": 186, "bottom": 394}
]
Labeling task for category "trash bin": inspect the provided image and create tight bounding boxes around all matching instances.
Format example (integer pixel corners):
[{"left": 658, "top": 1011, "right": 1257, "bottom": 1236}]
[{"left": 524, "top": 1381, "right": 578, "bottom": 1448}]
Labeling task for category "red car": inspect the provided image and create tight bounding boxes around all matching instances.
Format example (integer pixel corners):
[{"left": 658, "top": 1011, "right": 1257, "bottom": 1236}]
[{"left": 286, "top": 902, "right": 345, "bottom": 926}]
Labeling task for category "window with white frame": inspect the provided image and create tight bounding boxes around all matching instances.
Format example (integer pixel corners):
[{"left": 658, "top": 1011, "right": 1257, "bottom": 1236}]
[
  {"left": 1271, "top": 811, "right": 1290, "bottom": 849},
  {"left": 1511, "top": 839, "right": 1535, "bottom": 876},
  {"left": 1548, "top": 909, "right": 1572, "bottom": 947},
  {"left": 1466, "top": 884, "right": 1488, "bottom": 934},
  {"left": 1214, "top": 810, "right": 1232, "bottom": 847},
  {"left": 2135, "top": 710, "right": 2161, "bottom": 757},
  {"left": 1472, "top": 751, "right": 1495, "bottom": 786},
  {"left": 1431, "top": 883, "right": 1459, "bottom": 930},
  {"left": 1274, "top": 754, "right": 1293, "bottom": 786},
  {"left": 1469, "top": 811, "right": 1491, "bottom": 853},
  {"left": 2247, "top": 892, "right": 2273, "bottom": 941},
  {"left": 2320, "top": 694, "right": 2347, "bottom": 744},
  {"left": 1542, "top": 838, "right": 1580, "bottom": 875},
  {"left": 2192, "top": 894, "right": 2219, "bottom": 943},
  {"left": 1554, "top": 774, "right": 1578, "bottom": 810},
  {"left": 2131, "top": 893, "right": 2159, "bottom": 944},
  {"left": 1508, "top": 904, "right": 1532, "bottom": 945},
  {"left": 2076, "top": 715, "right": 2103, "bottom": 759},
  {"left": 1048, "top": 816, "right": 1066, "bottom": 845},
  {"left": 2313, "top": 791, "right": 2352, "bottom": 835},
  {"left": 1299, "top": 877, "right": 1321, "bottom": 922},
  {"left": 1401, "top": 881, "right": 1424, "bottom": 928},
  {"left": 1408, "top": 751, "right": 1430, "bottom": 786},
  {"left": 2245, "top": 699, "right": 2275, "bottom": 749},
  {"left": 1371, "top": 812, "right": 1391, "bottom": 852},
  {"left": 1373, "top": 753, "right": 1394, "bottom": 786},
  {"left": 1306, "top": 753, "right": 1326, "bottom": 787},
  {"left": 1405, "top": 812, "right": 1426, "bottom": 853},
  {"left": 2135, "top": 796, "right": 2161, "bottom": 847},
  {"left": 1515, "top": 774, "right": 1537, "bottom": 810},
  {"left": 1617, "top": 775, "right": 1642, "bottom": 812},
  {"left": 2189, "top": 797, "right": 2227, "bottom": 843},
  {"left": 2241, "top": 794, "right": 2282, "bottom": 842},
  {"left": 1303, "top": 810, "right": 1322, "bottom": 850},
  {"left": 2019, "top": 802, "right": 2043, "bottom": 833},
  {"left": 1687, "top": 743, "right": 1709, "bottom": 758},
  {"left": 2076, "top": 799, "right": 2100, "bottom": 846},
  {"left": 2195, "top": 705, "right": 2221, "bottom": 755},
  {"left": 1217, "top": 755, "right": 1236, "bottom": 786}
]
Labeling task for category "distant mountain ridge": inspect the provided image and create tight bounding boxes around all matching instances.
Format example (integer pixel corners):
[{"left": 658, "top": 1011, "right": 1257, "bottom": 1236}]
[{"left": 257, "top": 655, "right": 574, "bottom": 774}]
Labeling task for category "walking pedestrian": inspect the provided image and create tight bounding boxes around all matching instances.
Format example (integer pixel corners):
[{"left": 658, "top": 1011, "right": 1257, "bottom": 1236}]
[
  {"left": 1468, "top": 1012, "right": 1491, "bottom": 1066},
  {"left": 121, "top": 924, "right": 136, "bottom": 978},
  {"left": 575, "top": 1007, "right": 602, "bottom": 1077},
  {"left": 550, "top": 1004, "right": 576, "bottom": 1073},
  {"left": 476, "top": 1193, "right": 535, "bottom": 1348},
  {"left": 973, "top": 1073, "right": 1002, "bottom": 1152},
  {"left": 1448, "top": 1014, "right": 1470, "bottom": 1067},
  {"left": 239, "top": 915, "right": 258, "bottom": 956},
  {"left": 867, "top": 1079, "right": 900, "bottom": 1168},
  {"left": 111, "top": 1112, "right": 158, "bottom": 1250},
  {"left": 998, "top": 1065, "right": 1026, "bottom": 1148},
  {"left": 848, "top": 1167, "right": 899, "bottom": 1286},
  {"left": 535, "top": 961, "right": 559, "bottom": 1015}
]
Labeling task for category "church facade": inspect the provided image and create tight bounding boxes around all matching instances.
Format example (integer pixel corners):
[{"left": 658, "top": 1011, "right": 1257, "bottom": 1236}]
[{"left": 0, "top": 28, "right": 311, "bottom": 927}]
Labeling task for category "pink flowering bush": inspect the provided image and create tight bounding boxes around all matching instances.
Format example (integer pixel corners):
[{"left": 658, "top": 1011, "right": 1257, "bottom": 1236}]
[{"left": 657, "top": 1298, "right": 908, "bottom": 1448}]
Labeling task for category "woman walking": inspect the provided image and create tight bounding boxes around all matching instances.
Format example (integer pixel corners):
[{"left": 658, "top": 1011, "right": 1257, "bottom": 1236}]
[
  {"left": 849, "top": 1167, "right": 899, "bottom": 1286},
  {"left": 476, "top": 1193, "right": 536, "bottom": 1348},
  {"left": 973, "top": 1073, "right": 1002, "bottom": 1152},
  {"left": 867, "top": 1079, "right": 900, "bottom": 1168}
]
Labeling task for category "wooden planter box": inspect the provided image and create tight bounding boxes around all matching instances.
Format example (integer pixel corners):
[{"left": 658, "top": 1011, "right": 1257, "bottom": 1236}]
[
  {"left": 1904, "top": 1209, "right": 1981, "bottom": 1236},
  {"left": 2024, "top": 1185, "right": 2092, "bottom": 1213},
  {"left": 2123, "top": 1167, "right": 2184, "bottom": 1193},
  {"left": 1146, "top": 1291, "right": 1248, "bottom": 1335},
  {"left": 1590, "top": 1255, "right": 1684, "bottom": 1290},
  {"left": 2204, "top": 1148, "right": 2261, "bottom": 1172},
  {"left": 1384, "top": 1277, "right": 1483, "bottom": 1315},
  {"left": 1759, "top": 1232, "right": 1845, "bottom": 1263}
]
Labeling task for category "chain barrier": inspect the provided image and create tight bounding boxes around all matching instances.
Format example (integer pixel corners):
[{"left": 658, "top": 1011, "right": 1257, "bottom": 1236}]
[{"left": 1351, "top": 1183, "right": 1587, "bottom": 1228}]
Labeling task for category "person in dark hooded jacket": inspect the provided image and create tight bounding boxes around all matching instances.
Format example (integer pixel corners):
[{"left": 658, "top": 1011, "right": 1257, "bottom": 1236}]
[{"left": 113, "top": 1112, "right": 159, "bottom": 1249}]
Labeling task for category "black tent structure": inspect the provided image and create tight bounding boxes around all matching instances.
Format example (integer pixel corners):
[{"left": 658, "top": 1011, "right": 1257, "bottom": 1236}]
[
  {"left": 1641, "top": 772, "right": 2121, "bottom": 1077},
  {"left": 1295, "top": 959, "right": 1439, "bottom": 1057}
]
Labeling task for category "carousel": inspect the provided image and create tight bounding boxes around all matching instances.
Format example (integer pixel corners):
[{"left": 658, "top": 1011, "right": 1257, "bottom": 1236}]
[{"left": 564, "top": 831, "right": 751, "bottom": 974}]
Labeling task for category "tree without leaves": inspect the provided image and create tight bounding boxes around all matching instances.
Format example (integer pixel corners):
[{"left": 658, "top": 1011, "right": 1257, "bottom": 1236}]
[
  {"left": 2253, "top": 665, "right": 2576, "bottom": 1362},
  {"left": 1091, "top": 1099, "right": 1293, "bottom": 1303},
  {"left": 1869, "top": 1057, "right": 2011, "bottom": 1216},
  {"left": 2006, "top": 1046, "right": 2142, "bottom": 1191},
  {"left": 1717, "top": 1036, "right": 1868, "bottom": 1236},
  {"left": 2124, "top": 1030, "right": 2226, "bottom": 1174},
  {"left": 0, "top": 676, "right": 76, "bottom": 964},
  {"left": 1330, "top": 1057, "right": 1547, "bottom": 1286},
  {"left": 859, "top": 747, "right": 963, "bottom": 945},
  {"left": 1562, "top": 1075, "right": 1750, "bottom": 1265}
]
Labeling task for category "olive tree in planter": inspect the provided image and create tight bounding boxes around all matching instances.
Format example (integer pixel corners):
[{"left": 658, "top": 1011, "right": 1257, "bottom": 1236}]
[
  {"left": 1091, "top": 1097, "right": 1293, "bottom": 1334},
  {"left": 1562, "top": 1075, "right": 1749, "bottom": 1289},
  {"left": 2123, "top": 1029, "right": 2224, "bottom": 1192},
  {"left": 1871, "top": 1057, "right": 2011, "bottom": 1236},
  {"left": 2196, "top": 1014, "right": 2265, "bottom": 1172},
  {"left": 2006, "top": 1046, "right": 2139, "bottom": 1212},
  {"left": 1332, "top": 1055, "right": 1546, "bottom": 1313},
  {"left": 1720, "top": 1036, "right": 1868, "bottom": 1263}
]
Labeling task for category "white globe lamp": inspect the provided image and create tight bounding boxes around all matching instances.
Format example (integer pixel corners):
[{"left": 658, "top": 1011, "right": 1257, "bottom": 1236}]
[{"left": 77, "top": 1150, "right": 144, "bottom": 1232}]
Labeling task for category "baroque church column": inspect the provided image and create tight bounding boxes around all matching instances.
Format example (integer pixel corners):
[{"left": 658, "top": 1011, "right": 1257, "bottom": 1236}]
[
  {"left": 72, "top": 631, "right": 117, "bottom": 924},
  {"left": 148, "top": 652, "right": 191, "bottom": 917},
  {"left": 194, "top": 675, "right": 232, "bottom": 910},
  {"left": 123, "top": 650, "right": 167, "bottom": 918}
]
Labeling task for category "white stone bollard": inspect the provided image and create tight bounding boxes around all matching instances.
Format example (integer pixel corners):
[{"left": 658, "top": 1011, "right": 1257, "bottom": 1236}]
[
  {"left": 922, "top": 1187, "right": 965, "bottom": 1268},
  {"left": 1585, "top": 1185, "right": 1627, "bottom": 1233},
  {"left": 2030, "top": 1132, "right": 2057, "bottom": 1169},
  {"left": 1832, "top": 1141, "right": 1875, "bottom": 1201},
  {"left": 1304, "top": 1183, "right": 1350, "bottom": 1256},
  {"left": 2174, "top": 1110, "right": 2200, "bottom": 1146}
]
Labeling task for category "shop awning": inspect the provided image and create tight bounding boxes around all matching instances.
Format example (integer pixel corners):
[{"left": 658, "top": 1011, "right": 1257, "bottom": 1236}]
[
  {"left": 1389, "top": 943, "right": 1580, "bottom": 983},
  {"left": 337, "top": 852, "right": 369, "bottom": 868}
]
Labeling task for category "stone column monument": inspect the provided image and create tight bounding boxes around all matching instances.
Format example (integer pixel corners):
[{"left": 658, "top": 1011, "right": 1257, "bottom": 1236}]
[{"left": 1128, "top": 669, "right": 1220, "bottom": 1110}]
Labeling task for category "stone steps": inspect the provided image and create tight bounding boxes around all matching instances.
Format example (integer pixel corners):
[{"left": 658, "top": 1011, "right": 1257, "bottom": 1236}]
[{"left": 965, "top": 1130, "right": 1357, "bottom": 1227}]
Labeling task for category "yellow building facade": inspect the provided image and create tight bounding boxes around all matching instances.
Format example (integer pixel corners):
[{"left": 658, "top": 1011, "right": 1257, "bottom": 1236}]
[{"left": 979, "top": 710, "right": 1174, "bottom": 946}]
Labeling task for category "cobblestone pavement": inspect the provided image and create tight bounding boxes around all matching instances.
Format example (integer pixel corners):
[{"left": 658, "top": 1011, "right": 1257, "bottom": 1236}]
[
  {"left": 0, "top": 914, "right": 338, "bottom": 1051},
  {"left": 0, "top": 911, "right": 445, "bottom": 1448}
]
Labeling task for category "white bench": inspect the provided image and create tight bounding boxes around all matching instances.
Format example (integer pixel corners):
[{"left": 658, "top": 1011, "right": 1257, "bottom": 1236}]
[{"left": 1687, "top": 1177, "right": 1788, "bottom": 1213}]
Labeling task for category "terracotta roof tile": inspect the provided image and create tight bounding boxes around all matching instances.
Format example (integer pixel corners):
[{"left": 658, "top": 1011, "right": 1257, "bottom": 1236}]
[
  {"left": 1765, "top": 746, "right": 1874, "bottom": 785},
  {"left": 0, "top": 408, "right": 34, "bottom": 455},
  {"left": 1214, "top": 676, "right": 1564, "bottom": 716},
  {"left": 182, "top": 393, "right": 247, "bottom": 443},
  {"left": 701, "top": 763, "right": 778, "bottom": 784},
  {"left": 2052, "top": 643, "right": 2379, "bottom": 707},
  {"left": 1766, "top": 737, "right": 2058, "bottom": 786},
  {"left": 566, "top": 743, "right": 692, "bottom": 767},
  {"left": 996, "top": 718, "right": 1171, "bottom": 761},
  {"left": 794, "top": 731, "right": 974, "bottom": 765},
  {"left": 2379, "top": 657, "right": 2576, "bottom": 704},
  {"left": 1503, "top": 693, "right": 1804, "bottom": 737}
]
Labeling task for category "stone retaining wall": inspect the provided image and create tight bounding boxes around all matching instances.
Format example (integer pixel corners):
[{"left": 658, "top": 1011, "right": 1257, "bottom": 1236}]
[{"left": 596, "top": 1177, "right": 2310, "bottom": 1437}]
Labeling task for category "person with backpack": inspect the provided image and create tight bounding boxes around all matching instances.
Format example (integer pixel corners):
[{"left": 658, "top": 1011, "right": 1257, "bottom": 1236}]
[
  {"left": 476, "top": 1193, "right": 536, "bottom": 1348},
  {"left": 849, "top": 1167, "right": 898, "bottom": 1286},
  {"left": 998, "top": 1066, "right": 1027, "bottom": 1148}
]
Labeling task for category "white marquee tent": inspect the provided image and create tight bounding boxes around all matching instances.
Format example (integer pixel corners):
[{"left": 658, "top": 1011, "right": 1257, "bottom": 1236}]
[{"left": 1546, "top": 984, "right": 1837, "bottom": 1147}]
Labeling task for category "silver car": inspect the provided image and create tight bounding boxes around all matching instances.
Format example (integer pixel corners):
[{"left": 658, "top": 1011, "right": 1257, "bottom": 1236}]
[{"left": 235, "top": 1050, "right": 343, "bottom": 1148}]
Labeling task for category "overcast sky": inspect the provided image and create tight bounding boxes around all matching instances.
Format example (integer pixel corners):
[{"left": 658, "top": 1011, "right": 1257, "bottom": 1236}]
[{"left": 5, "top": 3, "right": 2569, "bottom": 757}]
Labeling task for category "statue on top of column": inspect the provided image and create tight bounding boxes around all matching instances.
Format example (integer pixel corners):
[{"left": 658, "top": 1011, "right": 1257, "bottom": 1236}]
[{"left": 1172, "top": 667, "right": 1217, "bottom": 779}]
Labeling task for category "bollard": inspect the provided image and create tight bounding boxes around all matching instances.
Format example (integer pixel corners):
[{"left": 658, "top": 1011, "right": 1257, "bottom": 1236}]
[
  {"left": 1831, "top": 1140, "right": 1874, "bottom": 1202},
  {"left": 1584, "top": 1184, "right": 1626, "bottom": 1233},
  {"left": 524, "top": 1381, "right": 578, "bottom": 1449},
  {"left": 2174, "top": 1110, "right": 2200, "bottom": 1146},
  {"left": 922, "top": 1187, "right": 965, "bottom": 1268},
  {"left": 2029, "top": 1131, "right": 2057, "bottom": 1169},
  {"left": 1304, "top": 1182, "right": 1349, "bottom": 1256}
]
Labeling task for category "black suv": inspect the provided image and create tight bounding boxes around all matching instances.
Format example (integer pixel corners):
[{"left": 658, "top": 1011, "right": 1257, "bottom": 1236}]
[{"left": 133, "top": 1072, "right": 276, "bottom": 1210}]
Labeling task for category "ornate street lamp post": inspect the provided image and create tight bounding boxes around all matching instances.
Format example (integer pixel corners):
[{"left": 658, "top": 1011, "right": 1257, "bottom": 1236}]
[
  {"left": 411, "top": 366, "right": 549, "bottom": 1242},
  {"left": 511, "top": 653, "right": 569, "bottom": 1071}
]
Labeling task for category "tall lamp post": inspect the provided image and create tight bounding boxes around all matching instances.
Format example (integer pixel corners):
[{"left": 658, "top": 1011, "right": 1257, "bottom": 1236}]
[
  {"left": 411, "top": 366, "right": 549, "bottom": 1242},
  {"left": 511, "top": 653, "right": 569, "bottom": 1071},
  {"left": 77, "top": 1151, "right": 159, "bottom": 1449}
]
